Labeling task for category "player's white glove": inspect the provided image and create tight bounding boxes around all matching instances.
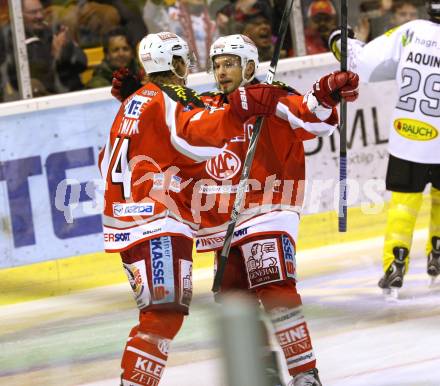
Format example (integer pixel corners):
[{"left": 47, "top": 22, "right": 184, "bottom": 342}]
[{"left": 328, "top": 27, "right": 355, "bottom": 62}]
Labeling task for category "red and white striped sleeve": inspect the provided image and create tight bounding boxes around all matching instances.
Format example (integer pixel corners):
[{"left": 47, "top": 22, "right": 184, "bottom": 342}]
[
  {"left": 166, "top": 94, "right": 242, "bottom": 162},
  {"left": 275, "top": 93, "right": 339, "bottom": 137}
]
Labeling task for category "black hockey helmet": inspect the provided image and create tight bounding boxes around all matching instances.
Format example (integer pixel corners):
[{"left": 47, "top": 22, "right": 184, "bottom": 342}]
[{"left": 427, "top": 0, "right": 440, "bottom": 21}]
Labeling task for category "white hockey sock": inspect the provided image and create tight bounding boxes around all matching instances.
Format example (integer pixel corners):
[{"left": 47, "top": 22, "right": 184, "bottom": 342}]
[{"left": 270, "top": 306, "right": 316, "bottom": 376}]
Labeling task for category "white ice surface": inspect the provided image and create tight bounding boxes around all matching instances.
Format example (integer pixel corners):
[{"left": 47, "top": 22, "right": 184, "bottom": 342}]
[{"left": 2, "top": 229, "right": 439, "bottom": 386}]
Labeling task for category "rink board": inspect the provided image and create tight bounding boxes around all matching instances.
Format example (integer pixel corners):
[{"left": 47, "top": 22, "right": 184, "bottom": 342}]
[{"left": 0, "top": 201, "right": 431, "bottom": 305}]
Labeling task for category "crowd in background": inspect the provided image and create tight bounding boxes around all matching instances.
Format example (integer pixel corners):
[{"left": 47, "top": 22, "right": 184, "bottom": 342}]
[{"left": 0, "top": 0, "right": 428, "bottom": 103}]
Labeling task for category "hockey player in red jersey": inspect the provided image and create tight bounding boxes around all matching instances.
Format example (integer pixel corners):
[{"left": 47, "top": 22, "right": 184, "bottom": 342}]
[
  {"left": 193, "top": 34, "right": 359, "bottom": 386},
  {"left": 100, "top": 32, "right": 285, "bottom": 386}
]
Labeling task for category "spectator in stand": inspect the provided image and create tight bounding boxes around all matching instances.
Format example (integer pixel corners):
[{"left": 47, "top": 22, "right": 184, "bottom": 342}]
[
  {"left": 390, "top": 0, "right": 420, "bottom": 24},
  {"left": 0, "top": 0, "right": 8, "bottom": 27},
  {"left": 86, "top": 27, "right": 141, "bottom": 88},
  {"left": 46, "top": 0, "right": 148, "bottom": 49},
  {"left": 304, "top": 0, "right": 337, "bottom": 55},
  {"left": 0, "top": 27, "right": 5, "bottom": 102},
  {"left": 96, "top": 0, "right": 147, "bottom": 45},
  {"left": 143, "top": 0, "right": 216, "bottom": 72},
  {"left": 0, "top": 0, "right": 9, "bottom": 101},
  {"left": 6, "top": 0, "right": 87, "bottom": 97},
  {"left": 272, "top": 0, "right": 294, "bottom": 57},
  {"left": 215, "top": 0, "right": 258, "bottom": 35},
  {"left": 216, "top": 0, "right": 279, "bottom": 62},
  {"left": 355, "top": 0, "right": 420, "bottom": 42},
  {"left": 45, "top": 0, "right": 121, "bottom": 48},
  {"left": 238, "top": 1, "right": 275, "bottom": 61}
]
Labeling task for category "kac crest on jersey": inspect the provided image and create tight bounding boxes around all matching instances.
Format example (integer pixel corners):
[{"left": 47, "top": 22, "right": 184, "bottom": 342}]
[{"left": 205, "top": 149, "right": 242, "bottom": 180}]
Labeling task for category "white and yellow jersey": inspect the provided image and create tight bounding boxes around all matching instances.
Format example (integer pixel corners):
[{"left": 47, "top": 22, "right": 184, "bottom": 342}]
[{"left": 348, "top": 19, "right": 440, "bottom": 164}]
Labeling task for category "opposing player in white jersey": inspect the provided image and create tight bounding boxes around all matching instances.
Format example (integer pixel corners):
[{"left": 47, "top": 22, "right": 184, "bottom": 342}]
[
  {"left": 329, "top": 0, "right": 440, "bottom": 297},
  {"left": 100, "top": 32, "right": 284, "bottom": 386}
]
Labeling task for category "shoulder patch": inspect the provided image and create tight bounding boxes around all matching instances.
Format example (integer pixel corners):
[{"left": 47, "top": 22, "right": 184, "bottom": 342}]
[
  {"left": 200, "top": 91, "right": 227, "bottom": 106},
  {"left": 200, "top": 90, "right": 222, "bottom": 97},
  {"left": 384, "top": 26, "right": 399, "bottom": 37},
  {"left": 273, "top": 80, "right": 301, "bottom": 96},
  {"left": 159, "top": 84, "right": 205, "bottom": 108}
]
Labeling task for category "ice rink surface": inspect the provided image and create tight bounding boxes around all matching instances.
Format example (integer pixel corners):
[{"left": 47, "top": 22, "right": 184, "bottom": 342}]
[{"left": 1, "top": 229, "right": 439, "bottom": 386}]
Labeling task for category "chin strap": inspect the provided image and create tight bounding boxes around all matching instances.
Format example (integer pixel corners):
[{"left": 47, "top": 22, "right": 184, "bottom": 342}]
[
  {"left": 170, "top": 63, "right": 189, "bottom": 85},
  {"left": 240, "top": 60, "right": 255, "bottom": 87}
]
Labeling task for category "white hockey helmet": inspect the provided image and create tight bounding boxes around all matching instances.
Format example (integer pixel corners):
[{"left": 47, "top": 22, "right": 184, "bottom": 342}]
[
  {"left": 210, "top": 34, "right": 259, "bottom": 85},
  {"left": 138, "top": 32, "right": 191, "bottom": 79}
]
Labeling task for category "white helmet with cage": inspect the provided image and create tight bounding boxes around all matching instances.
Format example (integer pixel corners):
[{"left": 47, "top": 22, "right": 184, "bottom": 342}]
[
  {"left": 210, "top": 34, "right": 259, "bottom": 86},
  {"left": 138, "top": 32, "right": 191, "bottom": 79}
]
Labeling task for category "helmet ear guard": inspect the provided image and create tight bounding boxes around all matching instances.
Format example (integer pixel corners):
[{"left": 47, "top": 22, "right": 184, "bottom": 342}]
[{"left": 138, "top": 32, "right": 192, "bottom": 80}]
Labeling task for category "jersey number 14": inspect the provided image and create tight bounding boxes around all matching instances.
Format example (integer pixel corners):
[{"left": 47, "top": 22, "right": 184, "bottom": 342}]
[{"left": 110, "top": 137, "right": 132, "bottom": 198}]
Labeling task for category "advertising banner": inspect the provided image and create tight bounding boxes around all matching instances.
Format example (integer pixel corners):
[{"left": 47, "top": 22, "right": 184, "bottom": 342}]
[{"left": 0, "top": 98, "right": 119, "bottom": 267}]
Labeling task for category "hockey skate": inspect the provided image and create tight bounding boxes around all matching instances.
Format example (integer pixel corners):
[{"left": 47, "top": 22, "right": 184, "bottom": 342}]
[
  {"left": 427, "top": 236, "right": 440, "bottom": 287},
  {"left": 378, "top": 247, "right": 408, "bottom": 299},
  {"left": 288, "top": 368, "right": 322, "bottom": 386}
]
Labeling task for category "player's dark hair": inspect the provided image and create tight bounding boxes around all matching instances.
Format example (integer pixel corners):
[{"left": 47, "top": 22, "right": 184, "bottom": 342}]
[{"left": 148, "top": 71, "right": 174, "bottom": 85}]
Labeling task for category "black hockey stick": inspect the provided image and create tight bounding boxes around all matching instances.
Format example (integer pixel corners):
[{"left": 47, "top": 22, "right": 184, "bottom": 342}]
[
  {"left": 212, "top": 0, "right": 295, "bottom": 293},
  {"left": 338, "top": 0, "right": 348, "bottom": 232}
]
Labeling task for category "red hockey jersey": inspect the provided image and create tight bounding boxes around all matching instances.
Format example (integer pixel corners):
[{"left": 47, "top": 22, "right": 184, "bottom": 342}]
[
  {"left": 99, "top": 82, "right": 243, "bottom": 252},
  {"left": 193, "top": 88, "right": 339, "bottom": 251}
]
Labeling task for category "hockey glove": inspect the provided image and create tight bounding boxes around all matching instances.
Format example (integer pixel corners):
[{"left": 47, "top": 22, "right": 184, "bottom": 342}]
[
  {"left": 111, "top": 67, "right": 144, "bottom": 102},
  {"left": 328, "top": 26, "right": 355, "bottom": 62},
  {"left": 313, "top": 71, "right": 359, "bottom": 108},
  {"left": 228, "top": 84, "right": 287, "bottom": 122}
]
